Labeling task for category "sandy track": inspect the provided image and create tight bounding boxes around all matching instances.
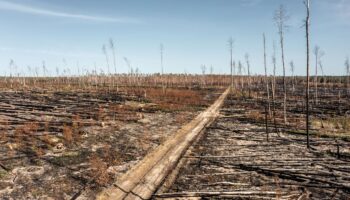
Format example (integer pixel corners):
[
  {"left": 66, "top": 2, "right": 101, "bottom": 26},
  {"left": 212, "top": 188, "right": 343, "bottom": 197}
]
[{"left": 96, "top": 88, "right": 230, "bottom": 200}]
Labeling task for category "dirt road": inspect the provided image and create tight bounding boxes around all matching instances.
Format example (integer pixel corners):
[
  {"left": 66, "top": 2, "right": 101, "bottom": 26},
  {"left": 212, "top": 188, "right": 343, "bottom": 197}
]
[{"left": 97, "top": 88, "right": 230, "bottom": 200}]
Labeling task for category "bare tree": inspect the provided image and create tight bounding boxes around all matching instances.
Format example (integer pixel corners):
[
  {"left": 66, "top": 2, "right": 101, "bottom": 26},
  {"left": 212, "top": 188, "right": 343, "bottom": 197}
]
[
  {"left": 228, "top": 37, "right": 234, "bottom": 90},
  {"left": 313, "top": 45, "right": 320, "bottom": 104},
  {"left": 304, "top": 0, "right": 311, "bottom": 148},
  {"left": 263, "top": 33, "right": 271, "bottom": 116},
  {"left": 9, "top": 59, "right": 15, "bottom": 77},
  {"left": 109, "top": 39, "right": 117, "bottom": 75},
  {"left": 271, "top": 42, "right": 277, "bottom": 97},
  {"left": 245, "top": 53, "right": 251, "bottom": 97},
  {"left": 238, "top": 61, "right": 244, "bottom": 91},
  {"left": 263, "top": 33, "right": 270, "bottom": 140},
  {"left": 123, "top": 57, "right": 132, "bottom": 74},
  {"left": 109, "top": 38, "right": 117, "bottom": 90},
  {"left": 274, "top": 5, "right": 289, "bottom": 124},
  {"left": 271, "top": 42, "right": 278, "bottom": 133},
  {"left": 123, "top": 57, "right": 132, "bottom": 85},
  {"left": 318, "top": 50, "right": 325, "bottom": 96},
  {"left": 346, "top": 57, "right": 350, "bottom": 95},
  {"left": 9, "top": 59, "right": 15, "bottom": 88},
  {"left": 201, "top": 65, "right": 207, "bottom": 87},
  {"left": 290, "top": 60, "right": 295, "bottom": 93},
  {"left": 319, "top": 60, "right": 325, "bottom": 94},
  {"left": 102, "top": 45, "right": 110, "bottom": 75}
]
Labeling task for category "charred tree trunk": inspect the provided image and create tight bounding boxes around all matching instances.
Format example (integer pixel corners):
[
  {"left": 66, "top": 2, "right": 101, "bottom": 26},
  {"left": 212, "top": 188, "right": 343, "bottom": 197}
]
[
  {"left": 263, "top": 34, "right": 271, "bottom": 118},
  {"left": 305, "top": 0, "right": 311, "bottom": 148},
  {"left": 274, "top": 5, "right": 288, "bottom": 125}
]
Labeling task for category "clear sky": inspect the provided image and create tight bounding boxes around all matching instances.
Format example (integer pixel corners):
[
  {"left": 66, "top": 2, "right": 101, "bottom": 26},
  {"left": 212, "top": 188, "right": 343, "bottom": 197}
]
[{"left": 0, "top": 0, "right": 349, "bottom": 76}]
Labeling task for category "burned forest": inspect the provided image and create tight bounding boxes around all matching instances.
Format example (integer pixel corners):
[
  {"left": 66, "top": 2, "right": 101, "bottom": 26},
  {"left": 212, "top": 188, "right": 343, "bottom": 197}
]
[{"left": 0, "top": 0, "right": 349, "bottom": 199}]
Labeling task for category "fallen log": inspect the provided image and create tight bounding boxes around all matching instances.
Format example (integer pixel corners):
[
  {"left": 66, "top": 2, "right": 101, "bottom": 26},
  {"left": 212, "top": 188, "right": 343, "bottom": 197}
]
[
  {"left": 153, "top": 191, "right": 291, "bottom": 198},
  {"left": 236, "top": 164, "right": 350, "bottom": 191}
]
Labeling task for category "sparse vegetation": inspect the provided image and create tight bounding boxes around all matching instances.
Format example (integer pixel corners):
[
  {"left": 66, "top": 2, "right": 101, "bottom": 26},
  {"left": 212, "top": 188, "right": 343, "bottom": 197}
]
[{"left": 1, "top": 0, "right": 349, "bottom": 199}]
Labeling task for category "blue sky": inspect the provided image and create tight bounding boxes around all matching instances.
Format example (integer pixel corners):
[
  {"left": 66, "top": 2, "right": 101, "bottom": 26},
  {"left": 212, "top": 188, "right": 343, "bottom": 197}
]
[{"left": 0, "top": 0, "right": 349, "bottom": 76}]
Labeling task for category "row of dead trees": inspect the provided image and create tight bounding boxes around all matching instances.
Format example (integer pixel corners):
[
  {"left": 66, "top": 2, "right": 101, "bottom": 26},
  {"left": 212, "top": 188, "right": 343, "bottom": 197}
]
[{"left": 228, "top": 0, "right": 349, "bottom": 148}]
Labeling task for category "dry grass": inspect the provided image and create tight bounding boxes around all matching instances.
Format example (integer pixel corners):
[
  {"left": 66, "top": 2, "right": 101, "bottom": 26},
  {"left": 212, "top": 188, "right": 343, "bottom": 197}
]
[
  {"left": 89, "top": 154, "right": 110, "bottom": 186},
  {"left": 89, "top": 145, "right": 122, "bottom": 186},
  {"left": 247, "top": 110, "right": 264, "bottom": 121},
  {"left": 312, "top": 117, "right": 350, "bottom": 138},
  {"left": 63, "top": 125, "right": 73, "bottom": 144},
  {"left": 140, "top": 88, "right": 207, "bottom": 111}
]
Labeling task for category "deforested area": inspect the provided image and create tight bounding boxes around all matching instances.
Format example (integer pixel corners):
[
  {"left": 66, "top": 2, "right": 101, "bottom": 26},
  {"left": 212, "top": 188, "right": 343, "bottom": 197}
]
[
  {"left": 0, "top": 76, "right": 225, "bottom": 199},
  {"left": 0, "top": 0, "right": 349, "bottom": 200},
  {"left": 157, "top": 81, "right": 350, "bottom": 199}
]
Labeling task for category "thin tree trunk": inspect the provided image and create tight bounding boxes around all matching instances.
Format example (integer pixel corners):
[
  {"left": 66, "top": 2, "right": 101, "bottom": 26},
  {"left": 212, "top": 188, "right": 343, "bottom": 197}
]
[
  {"left": 229, "top": 38, "right": 234, "bottom": 91},
  {"left": 263, "top": 34, "right": 271, "bottom": 118},
  {"left": 245, "top": 54, "right": 251, "bottom": 98},
  {"left": 275, "top": 6, "right": 288, "bottom": 125},
  {"left": 305, "top": 0, "right": 311, "bottom": 148},
  {"left": 281, "top": 36, "right": 287, "bottom": 125},
  {"left": 271, "top": 80, "right": 278, "bottom": 134},
  {"left": 265, "top": 103, "right": 269, "bottom": 142},
  {"left": 315, "top": 56, "right": 318, "bottom": 105}
]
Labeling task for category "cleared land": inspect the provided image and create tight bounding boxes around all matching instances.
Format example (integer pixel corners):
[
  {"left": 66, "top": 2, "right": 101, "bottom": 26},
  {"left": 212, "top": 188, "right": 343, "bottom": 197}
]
[
  {"left": 0, "top": 76, "right": 225, "bottom": 199},
  {"left": 0, "top": 75, "right": 349, "bottom": 200},
  {"left": 156, "top": 92, "right": 350, "bottom": 199}
]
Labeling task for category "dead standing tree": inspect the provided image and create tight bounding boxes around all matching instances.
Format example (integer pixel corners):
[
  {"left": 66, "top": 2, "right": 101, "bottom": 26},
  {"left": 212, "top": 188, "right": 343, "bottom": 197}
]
[
  {"left": 319, "top": 60, "right": 325, "bottom": 94},
  {"left": 346, "top": 57, "right": 350, "bottom": 96},
  {"left": 274, "top": 5, "right": 289, "bottom": 125},
  {"left": 238, "top": 61, "right": 244, "bottom": 93},
  {"left": 210, "top": 65, "right": 214, "bottom": 86},
  {"left": 201, "top": 65, "right": 207, "bottom": 87},
  {"left": 123, "top": 57, "right": 132, "bottom": 86},
  {"left": 102, "top": 44, "right": 111, "bottom": 92},
  {"left": 245, "top": 53, "right": 251, "bottom": 98},
  {"left": 290, "top": 60, "right": 295, "bottom": 94},
  {"left": 109, "top": 38, "right": 118, "bottom": 91},
  {"left": 263, "top": 33, "right": 271, "bottom": 117},
  {"left": 304, "top": 0, "right": 311, "bottom": 148},
  {"left": 313, "top": 45, "right": 319, "bottom": 104},
  {"left": 313, "top": 45, "right": 326, "bottom": 105},
  {"left": 271, "top": 42, "right": 278, "bottom": 133},
  {"left": 318, "top": 49, "right": 325, "bottom": 101},
  {"left": 9, "top": 59, "right": 15, "bottom": 89},
  {"left": 263, "top": 34, "right": 270, "bottom": 141},
  {"left": 318, "top": 51, "right": 326, "bottom": 95},
  {"left": 228, "top": 37, "right": 234, "bottom": 91}
]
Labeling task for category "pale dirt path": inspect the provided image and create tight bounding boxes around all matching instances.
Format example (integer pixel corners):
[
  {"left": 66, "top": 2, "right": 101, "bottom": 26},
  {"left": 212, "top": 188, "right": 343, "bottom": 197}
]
[{"left": 96, "top": 88, "right": 230, "bottom": 200}]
